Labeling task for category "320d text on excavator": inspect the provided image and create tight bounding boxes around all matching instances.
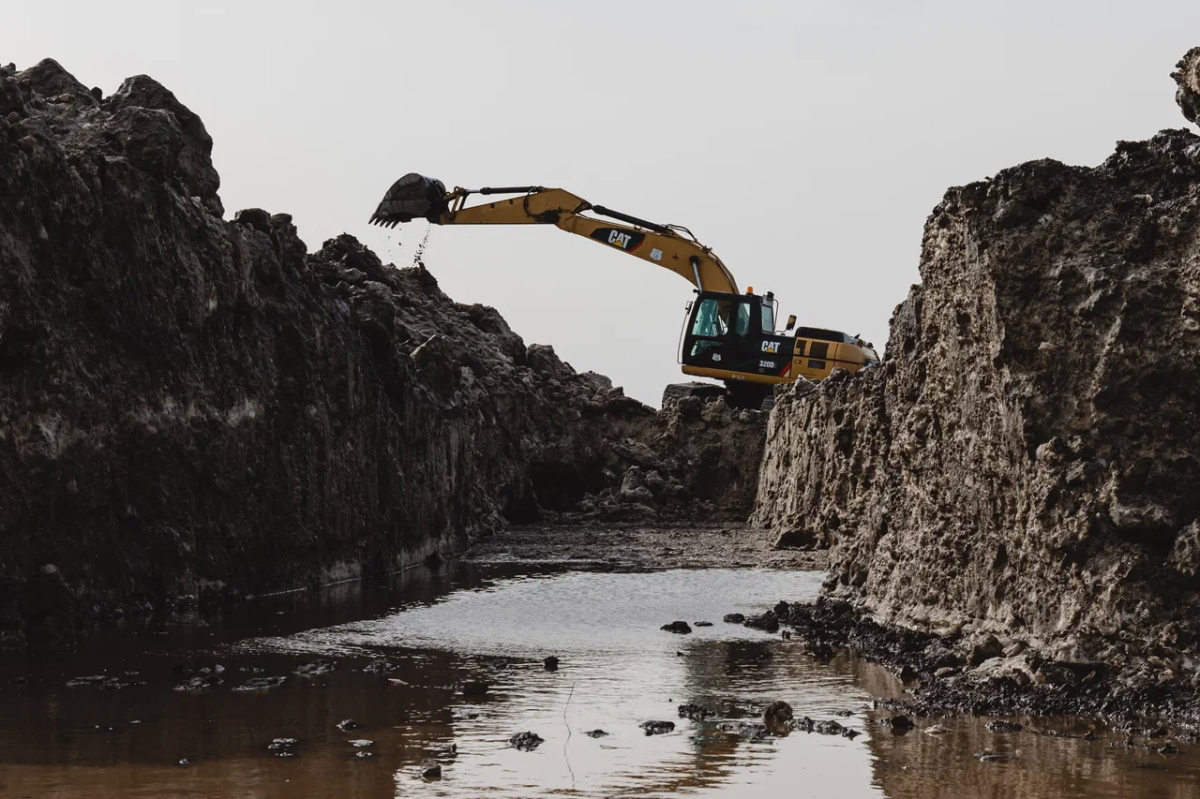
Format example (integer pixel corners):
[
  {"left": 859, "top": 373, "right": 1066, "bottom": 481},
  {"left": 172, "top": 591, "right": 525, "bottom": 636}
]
[{"left": 370, "top": 173, "right": 878, "bottom": 409}]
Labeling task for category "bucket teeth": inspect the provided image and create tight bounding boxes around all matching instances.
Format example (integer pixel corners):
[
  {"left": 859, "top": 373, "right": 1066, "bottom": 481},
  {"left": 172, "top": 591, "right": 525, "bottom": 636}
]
[{"left": 369, "top": 173, "right": 447, "bottom": 226}]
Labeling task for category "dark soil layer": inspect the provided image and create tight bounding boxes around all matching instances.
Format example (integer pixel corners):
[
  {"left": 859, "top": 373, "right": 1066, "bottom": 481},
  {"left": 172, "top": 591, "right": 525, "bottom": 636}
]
[{"left": 0, "top": 59, "right": 765, "bottom": 646}]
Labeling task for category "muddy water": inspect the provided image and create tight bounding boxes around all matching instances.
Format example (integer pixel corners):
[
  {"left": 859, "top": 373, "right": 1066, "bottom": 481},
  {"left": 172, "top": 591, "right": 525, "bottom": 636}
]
[{"left": 0, "top": 565, "right": 1197, "bottom": 798}]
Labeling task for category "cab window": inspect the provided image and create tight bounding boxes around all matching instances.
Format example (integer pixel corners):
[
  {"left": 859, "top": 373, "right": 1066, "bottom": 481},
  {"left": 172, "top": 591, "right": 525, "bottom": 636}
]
[
  {"left": 691, "top": 299, "right": 730, "bottom": 337},
  {"left": 761, "top": 303, "right": 775, "bottom": 334},
  {"left": 734, "top": 302, "right": 751, "bottom": 336}
]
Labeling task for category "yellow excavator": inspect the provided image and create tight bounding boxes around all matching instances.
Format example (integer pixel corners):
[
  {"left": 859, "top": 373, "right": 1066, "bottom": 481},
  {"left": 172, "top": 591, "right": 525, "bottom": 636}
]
[{"left": 370, "top": 174, "right": 878, "bottom": 408}]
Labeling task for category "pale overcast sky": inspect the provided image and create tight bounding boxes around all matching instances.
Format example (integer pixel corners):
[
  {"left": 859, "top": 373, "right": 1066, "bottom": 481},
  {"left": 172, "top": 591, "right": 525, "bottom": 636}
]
[{"left": 7, "top": 2, "right": 1198, "bottom": 404}]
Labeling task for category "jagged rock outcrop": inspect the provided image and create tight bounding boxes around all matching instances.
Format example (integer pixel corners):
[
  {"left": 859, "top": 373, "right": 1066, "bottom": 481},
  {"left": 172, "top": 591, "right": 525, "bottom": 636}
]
[
  {"left": 754, "top": 50, "right": 1200, "bottom": 664},
  {"left": 0, "top": 59, "right": 764, "bottom": 643}
]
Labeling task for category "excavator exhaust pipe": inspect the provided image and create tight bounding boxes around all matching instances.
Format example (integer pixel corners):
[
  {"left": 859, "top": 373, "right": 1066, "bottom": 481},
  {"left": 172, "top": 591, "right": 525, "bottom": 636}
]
[{"left": 369, "top": 173, "right": 447, "bottom": 227}]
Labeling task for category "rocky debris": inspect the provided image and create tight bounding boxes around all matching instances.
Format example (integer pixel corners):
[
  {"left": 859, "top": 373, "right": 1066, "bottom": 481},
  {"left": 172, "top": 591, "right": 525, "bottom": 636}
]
[
  {"left": 791, "top": 716, "right": 860, "bottom": 739},
  {"left": 742, "top": 611, "right": 779, "bottom": 634},
  {"left": 362, "top": 659, "right": 400, "bottom": 674},
  {"left": 233, "top": 676, "right": 287, "bottom": 692},
  {"left": 986, "top": 720, "right": 1024, "bottom": 734},
  {"left": 353, "top": 751, "right": 374, "bottom": 759},
  {"left": 420, "top": 759, "right": 442, "bottom": 778},
  {"left": 543, "top": 656, "right": 559, "bottom": 671},
  {"left": 723, "top": 613, "right": 746, "bottom": 624},
  {"left": 460, "top": 680, "right": 489, "bottom": 697},
  {"left": 762, "top": 700, "right": 794, "bottom": 728},
  {"left": 885, "top": 715, "right": 915, "bottom": 732},
  {"left": 968, "top": 636, "right": 1004, "bottom": 668},
  {"left": 0, "top": 58, "right": 769, "bottom": 643},
  {"left": 347, "top": 739, "right": 373, "bottom": 748},
  {"left": 754, "top": 47, "right": 1200, "bottom": 710},
  {"left": 294, "top": 661, "right": 336, "bottom": 677},
  {"left": 65, "top": 673, "right": 143, "bottom": 690},
  {"left": 640, "top": 720, "right": 676, "bottom": 736},
  {"left": 975, "top": 750, "right": 1012, "bottom": 763},
  {"left": 678, "top": 703, "right": 716, "bottom": 721},
  {"left": 584, "top": 729, "right": 608, "bottom": 738},
  {"left": 335, "top": 719, "right": 359, "bottom": 731},
  {"left": 716, "top": 721, "right": 771, "bottom": 740},
  {"left": 173, "top": 675, "right": 221, "bottom": 692},
  {"left": 268, "top": 738, "right": 300, "bottom": 757},
  {"left": 509, "top": 731, "right": 544, "bottom": 751},
  {"left": 661, "top": 621, "right": 692, "bottom": 634},
  {"left": 693, "top": 621, "right": 713, "bottom": 627}
]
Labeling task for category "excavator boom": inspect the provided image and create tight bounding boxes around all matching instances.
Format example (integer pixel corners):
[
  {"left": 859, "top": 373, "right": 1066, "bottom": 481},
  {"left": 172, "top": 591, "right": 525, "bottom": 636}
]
[
  {"left": 370, "top": 173, "right": 739, "bottom": 294},
  {"left": 369, "top": 172, "right": 879, "bottom": 409}
]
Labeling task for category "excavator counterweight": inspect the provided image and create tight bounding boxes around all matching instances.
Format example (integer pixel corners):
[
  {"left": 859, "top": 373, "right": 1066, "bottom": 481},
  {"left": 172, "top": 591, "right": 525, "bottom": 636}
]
[{"left": 370, "top": 174, "right": 878, "bottom": 407}]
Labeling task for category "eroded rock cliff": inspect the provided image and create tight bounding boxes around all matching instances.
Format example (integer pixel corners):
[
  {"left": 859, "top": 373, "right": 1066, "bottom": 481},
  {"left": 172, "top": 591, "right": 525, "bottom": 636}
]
[
  {"left": 0, "top": 59, "right": 763, "bottom": 643},
  {"left": 755, "top": 50, "right": 1200, "bottom": 668}
]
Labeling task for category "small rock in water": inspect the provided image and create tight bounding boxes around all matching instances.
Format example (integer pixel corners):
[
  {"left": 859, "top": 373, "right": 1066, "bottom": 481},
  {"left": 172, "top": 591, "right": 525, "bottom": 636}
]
[
  {"left": 420, "top": 758, "right": 442, "bottom": 778},
  {"left": 985, "top": 720, "right": 1023, "bottom": 734},
  {"left": 173, "top": 675, "right": 220, "bottom": 692},
  {"left": 509, "top": 731, "right": 544, "bottom": 751},
  {"left": 585, "top": 729, "right": 609, "bottom": 738},
  {"left": 640, "top": 720, "right": 676, "bottom": 736},
  {"left": 293, "top": 660, "right": 336, "bottom": 677},
  {"left": 336, "top": 719, "right": 359, "bottom": 731},
  {"left": 348, "top": 739, "right": 373, "bottom": 748},
  {"left": 268, "top": 738, "right": 300, "bottom": 750},
  {"left": 693, "top": 621, "right": 714, "bottom": 627},
  {"left": 924, "top": 725, "right": 950, "bottom": 735},
  {"left": 362, "top": 659, "right": 401, "bottom": 674},
  {"left": 717, "top": 721, "right": 770, "bottom": 739},
  {"left": 678, "top": 703, "right": 715, "bottom": 721},
  {"left": 233, "top": 676, "right": 287, "bottom": 692},
  {"left": 428, "top": 742, "right": 457, "bottom": 756},
  {"left": 461, "top": 680, "right": 490, "bottom": 697},
  {"left": 177, "top": 758, "right": 190, "bottom": 767},
  {"left": 543, "top": 656, "right": 559, "bottom": 671},
  {"left": 354, "top": 750, "right": 375, "bottom": 758},
  {"left": 888, "top": 715, "right": 915, "bottom": 732},
  {"left": 661, "top": 621, "right": 692, "bottom": 634},
  {"left": 743, "top": 611, "right": 779, "bottom": 633},
  {"left": 813, "top": 719, "right": 847, "bottom": 736},
  {"left": 975, "top": 750, "right": 1012, "bottom": 762},
  {"left": 723, "top": 613, "right": 745, "bottom": 624},
  {"left": 763, "top": 700, "right": 793, "bottom": 727}
]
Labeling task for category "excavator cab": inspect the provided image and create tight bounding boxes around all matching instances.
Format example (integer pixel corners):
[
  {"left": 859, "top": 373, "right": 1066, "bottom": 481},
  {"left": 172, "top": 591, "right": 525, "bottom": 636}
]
[
  {"left": 679, "top": 291, "right": 794, "bottom": 407},
  {"left": 678, "top": 290, "right": 880, "bottom": 408}
]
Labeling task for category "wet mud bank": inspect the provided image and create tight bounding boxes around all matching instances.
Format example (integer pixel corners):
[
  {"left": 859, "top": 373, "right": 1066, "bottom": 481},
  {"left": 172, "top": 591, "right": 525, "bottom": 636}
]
[
  {"left": 772, "top": 598, "right": 1200, "bottom": 735},
  {"left": 756, "top": 47, "right": 1200, "bottom": 728},
  {"left": 0, "top": 58, "right": 766, "bottom": 646}
]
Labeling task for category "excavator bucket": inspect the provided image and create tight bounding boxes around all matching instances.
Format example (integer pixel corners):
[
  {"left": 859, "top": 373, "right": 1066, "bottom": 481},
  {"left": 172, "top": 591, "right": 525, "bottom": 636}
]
[{"left": 369, "top": 173, "right": 448, "bottom": 227}]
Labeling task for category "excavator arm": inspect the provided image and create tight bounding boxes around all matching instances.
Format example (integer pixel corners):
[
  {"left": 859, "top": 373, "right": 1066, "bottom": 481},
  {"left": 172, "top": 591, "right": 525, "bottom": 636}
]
[{"left": 369, "top": 174, "right": 739, "bottom": 294}]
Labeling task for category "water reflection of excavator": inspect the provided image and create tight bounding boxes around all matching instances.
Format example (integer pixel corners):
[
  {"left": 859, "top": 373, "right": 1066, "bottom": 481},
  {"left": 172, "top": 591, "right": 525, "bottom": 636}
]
[{"left": 370, "top": 174, "right": 878, "bottom": 409}]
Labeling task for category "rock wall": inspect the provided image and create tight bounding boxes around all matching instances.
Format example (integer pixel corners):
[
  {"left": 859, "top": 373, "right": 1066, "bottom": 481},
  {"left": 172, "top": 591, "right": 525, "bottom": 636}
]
[
  {"left": 754, "top": 50, "right": 1200, "bottom": 660},
  {"left": 0, "top": 59, "right": 764, "bottom": 642}
]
